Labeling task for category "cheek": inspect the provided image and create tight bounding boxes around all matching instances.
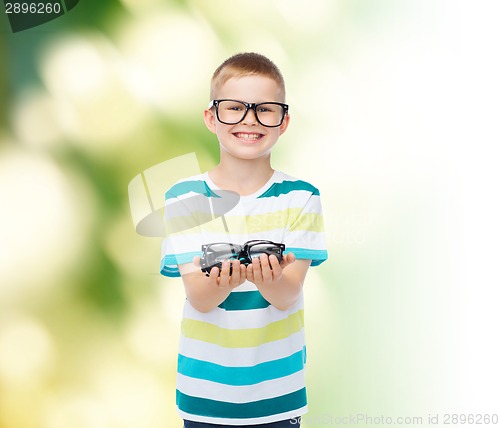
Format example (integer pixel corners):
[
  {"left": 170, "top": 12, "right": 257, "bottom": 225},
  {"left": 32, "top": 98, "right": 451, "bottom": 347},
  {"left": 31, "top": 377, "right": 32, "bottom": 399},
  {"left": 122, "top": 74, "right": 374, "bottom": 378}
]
[
  {"left": 215, "top": 123, "right": 234, "bottom": 136},
  {"left": 270, "top": 129, "right": 282, "bottom": 141}
]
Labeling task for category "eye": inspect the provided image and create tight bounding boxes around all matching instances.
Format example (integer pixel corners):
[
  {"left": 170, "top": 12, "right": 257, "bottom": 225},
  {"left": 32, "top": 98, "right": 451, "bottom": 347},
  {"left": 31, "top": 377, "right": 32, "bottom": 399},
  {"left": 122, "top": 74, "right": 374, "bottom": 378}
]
[
  {"left": 257, "top": 104, "right": 279, "bottom": 113},
  {"left": 221, "top": 101, "right": 245, "bottom": 111}
]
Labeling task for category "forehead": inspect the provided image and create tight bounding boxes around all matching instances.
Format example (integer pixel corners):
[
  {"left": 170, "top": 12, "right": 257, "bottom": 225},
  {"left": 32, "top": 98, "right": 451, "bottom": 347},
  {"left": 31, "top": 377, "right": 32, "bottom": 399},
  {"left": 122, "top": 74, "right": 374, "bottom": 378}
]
[{"left": 216, "top": 75, "right": 284, "bottom": 102}]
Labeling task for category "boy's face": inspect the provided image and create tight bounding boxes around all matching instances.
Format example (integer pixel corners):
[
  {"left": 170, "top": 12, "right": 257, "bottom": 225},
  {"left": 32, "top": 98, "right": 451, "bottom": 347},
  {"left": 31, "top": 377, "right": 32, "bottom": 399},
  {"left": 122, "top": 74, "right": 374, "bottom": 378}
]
[{"left": 204, "top": 75, "right": 290, "bottom": 162}]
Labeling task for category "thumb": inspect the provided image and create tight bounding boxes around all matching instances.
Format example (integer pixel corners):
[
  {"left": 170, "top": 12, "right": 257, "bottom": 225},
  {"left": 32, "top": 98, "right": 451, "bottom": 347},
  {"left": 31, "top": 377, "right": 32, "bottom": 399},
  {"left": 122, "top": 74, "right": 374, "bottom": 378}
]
[{"left": 284, "top": 252, "right": 296, "bottom": 265}]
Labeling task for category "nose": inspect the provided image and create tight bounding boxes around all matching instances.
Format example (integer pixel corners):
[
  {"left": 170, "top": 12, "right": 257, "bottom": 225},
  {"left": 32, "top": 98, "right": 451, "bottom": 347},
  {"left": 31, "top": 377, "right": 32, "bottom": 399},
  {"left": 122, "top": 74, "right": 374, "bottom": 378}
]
[{"left": 241, "top": 107, "right": 258, "bottom": 125}]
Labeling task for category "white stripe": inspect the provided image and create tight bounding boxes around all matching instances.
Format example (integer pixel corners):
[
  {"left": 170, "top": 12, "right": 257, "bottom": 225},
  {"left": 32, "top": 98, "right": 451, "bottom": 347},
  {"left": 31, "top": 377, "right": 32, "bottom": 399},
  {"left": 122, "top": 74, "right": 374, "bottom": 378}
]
[
  {"left": 163, "top": 224, "right": 317, "bottom": 243},
  {"left": 176, "top": 405, "right": 307, "bottom": 426},
  {"left": 163, "top": 229, "right": 326, "bottom": 260},
  {"left": 162, "top": 235, "right": 203, "bottom": 255},
  {"left": 178, "top": 330, "right": 306, "bottom": 366},
  {"left": 176, "top": 371, "right": 306, "bottom": 403},
  {"left": 286, "top": 230, "right": 327, "bottom": 250},
  {"left": 235, "top": 193, "right": 318, "bottom": 215},
  {"left": 292, "top": 196, "right": 323, "bottom": 214},
  {"left": 167, "top": 229, "right": 287, "bottom": 244},
  {"left": 230, "top": 281, "right": 258, "bottom": 292}
]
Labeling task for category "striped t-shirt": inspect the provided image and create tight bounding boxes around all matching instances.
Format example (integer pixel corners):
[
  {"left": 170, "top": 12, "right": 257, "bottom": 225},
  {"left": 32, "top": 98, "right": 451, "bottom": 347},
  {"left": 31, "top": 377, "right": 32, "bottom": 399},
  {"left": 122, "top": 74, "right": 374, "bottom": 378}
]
[{"left": 160, "top": 170, "right": 328, "bottom": 425}]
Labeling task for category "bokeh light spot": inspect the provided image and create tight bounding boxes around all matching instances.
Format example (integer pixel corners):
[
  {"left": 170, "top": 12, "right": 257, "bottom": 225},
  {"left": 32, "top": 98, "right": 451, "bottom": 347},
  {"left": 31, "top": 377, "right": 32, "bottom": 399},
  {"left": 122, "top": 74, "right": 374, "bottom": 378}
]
[{"left": 0, "top": 316, "right": 56, "bottom": 385}]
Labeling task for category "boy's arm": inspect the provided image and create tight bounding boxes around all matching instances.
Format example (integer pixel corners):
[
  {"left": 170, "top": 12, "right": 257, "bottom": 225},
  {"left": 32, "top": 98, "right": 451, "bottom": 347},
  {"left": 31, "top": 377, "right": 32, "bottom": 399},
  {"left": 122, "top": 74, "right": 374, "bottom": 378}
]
[
  {"left": 247, "top": 253, "right": 311, "bottom": 311},
  {"left": 179, "top": 259, "right": 246, "bottom": 313}
]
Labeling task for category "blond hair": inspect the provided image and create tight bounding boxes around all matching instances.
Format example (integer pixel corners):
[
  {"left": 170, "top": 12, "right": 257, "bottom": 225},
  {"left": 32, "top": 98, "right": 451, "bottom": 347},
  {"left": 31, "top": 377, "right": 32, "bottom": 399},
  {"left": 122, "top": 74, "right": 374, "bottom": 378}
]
[{"left": 210, "top": 52, "right": 286, "bottom": 101}]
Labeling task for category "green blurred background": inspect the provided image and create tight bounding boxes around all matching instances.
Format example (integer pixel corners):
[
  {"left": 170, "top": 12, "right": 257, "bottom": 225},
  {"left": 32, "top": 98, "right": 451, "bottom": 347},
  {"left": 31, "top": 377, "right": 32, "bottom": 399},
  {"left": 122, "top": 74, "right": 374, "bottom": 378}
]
[{"left": 1, "top": 1, "right": 499, "bottom": 427}]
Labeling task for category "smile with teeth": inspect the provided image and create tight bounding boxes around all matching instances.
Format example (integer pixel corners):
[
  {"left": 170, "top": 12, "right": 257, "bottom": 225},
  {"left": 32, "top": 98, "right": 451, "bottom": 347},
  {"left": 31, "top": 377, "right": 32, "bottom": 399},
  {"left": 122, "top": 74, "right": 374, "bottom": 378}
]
[{"left": 234, "top": 132, "right": 264, "bottom": 141}]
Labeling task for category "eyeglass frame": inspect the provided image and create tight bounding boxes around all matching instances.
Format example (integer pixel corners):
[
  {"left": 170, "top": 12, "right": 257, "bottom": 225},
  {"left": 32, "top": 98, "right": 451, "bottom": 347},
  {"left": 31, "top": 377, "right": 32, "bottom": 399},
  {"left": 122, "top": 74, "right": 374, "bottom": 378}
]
[
  {"left": 208, "top": 99, "right": 289, "bottom": 128},
  {"left": 200, "top": 239, "right": 286, "bottom": 276}
]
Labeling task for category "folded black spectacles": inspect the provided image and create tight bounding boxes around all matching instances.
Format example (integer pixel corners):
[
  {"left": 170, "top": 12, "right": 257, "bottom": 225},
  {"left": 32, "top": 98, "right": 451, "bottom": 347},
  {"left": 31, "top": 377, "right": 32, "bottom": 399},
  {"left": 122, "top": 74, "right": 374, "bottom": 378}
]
[{"left": 200, "top": 240, "right": 286, "bottom": 276}]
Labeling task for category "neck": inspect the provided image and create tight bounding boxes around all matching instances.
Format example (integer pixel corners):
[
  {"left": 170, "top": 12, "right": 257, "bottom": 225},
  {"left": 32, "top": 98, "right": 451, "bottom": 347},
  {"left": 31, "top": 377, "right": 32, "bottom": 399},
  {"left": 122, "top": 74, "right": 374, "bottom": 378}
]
[{"left": 209, "top": 155, "right": 274, "bottom": 195}]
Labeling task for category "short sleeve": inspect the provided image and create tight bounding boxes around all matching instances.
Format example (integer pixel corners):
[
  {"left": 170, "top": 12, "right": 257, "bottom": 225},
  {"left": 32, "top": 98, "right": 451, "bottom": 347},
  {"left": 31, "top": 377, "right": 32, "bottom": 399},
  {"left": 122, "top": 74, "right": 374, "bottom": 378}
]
[
  {"left": 160, "top": 198, "right": 204, "bottom": 277},
  {"left": 284, "top": 187, "right": 328, "bottom": 267},
  {"left": 160, "top": 180, "right": 214, "bottom": 277},
  {"left": 160, "top": 176, "right": 237, "bottom": 277}
]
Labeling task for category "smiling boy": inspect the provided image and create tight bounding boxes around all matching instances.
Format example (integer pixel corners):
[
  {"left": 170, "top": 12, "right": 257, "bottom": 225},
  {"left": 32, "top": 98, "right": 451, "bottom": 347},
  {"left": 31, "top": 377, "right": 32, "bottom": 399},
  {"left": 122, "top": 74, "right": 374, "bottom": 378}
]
[{"left": 161, "top": 53, "right": 328, "bottom": 427}]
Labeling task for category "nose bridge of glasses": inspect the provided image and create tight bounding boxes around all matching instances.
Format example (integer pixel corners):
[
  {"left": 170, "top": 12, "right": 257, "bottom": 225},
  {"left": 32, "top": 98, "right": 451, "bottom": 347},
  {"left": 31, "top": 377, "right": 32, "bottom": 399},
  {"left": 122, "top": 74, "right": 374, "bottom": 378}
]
[
  {"left": 241, "top": 103, "right": 258, "bottom": 123},
  {"left": 237, "top": 248, "right": 251, "bottom": 263}
]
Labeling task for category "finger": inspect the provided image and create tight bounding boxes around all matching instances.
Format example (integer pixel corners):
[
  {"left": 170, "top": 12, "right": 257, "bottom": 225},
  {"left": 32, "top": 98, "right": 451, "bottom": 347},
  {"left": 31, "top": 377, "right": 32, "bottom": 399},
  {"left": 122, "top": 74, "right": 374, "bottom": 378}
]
[
  {"left": 193, "top": 256, "right": 201, "bottom": 267},
  {"left": 218, "top": 260, "right": 231, "bottom": 287},
  {"left": 269, "top": 254, "right": 282, "bottom": 277},
  {"left": 230, "top": 260, "right": 240, "bottom": 286},
  {"left": 252, "top": 257, "right": 262, "bottom": 280},
  {"left": 239, "top": 263, "right": 247, "bottom": 283},
  {"left": 260, "top": 254, "right": 272, "bottom": 283},
  {"left": 246, "top": 263, "right": 254, "bottom": 282},
  {"left": 208, "top": 266, "right": 219, "bottom": 285},
  {"left": 282, "top": 252, "right": 296, "bottom": 268}
]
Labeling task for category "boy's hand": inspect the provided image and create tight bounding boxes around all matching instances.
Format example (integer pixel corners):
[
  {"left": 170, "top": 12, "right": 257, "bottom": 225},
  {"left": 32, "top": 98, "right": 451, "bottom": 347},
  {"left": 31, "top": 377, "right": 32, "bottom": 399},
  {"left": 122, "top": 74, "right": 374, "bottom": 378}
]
[
  {"left": 193, "top": 257, "right": 246, "bottom": 289},
  {"left": 246, "top": 252, "right": 296, "bottom": 286},
  {"left": 186, "top": 253, "right": 306, "bottom": 312},
  {"left": 210, "top": 260, "right": 247, "bottom": 289}
]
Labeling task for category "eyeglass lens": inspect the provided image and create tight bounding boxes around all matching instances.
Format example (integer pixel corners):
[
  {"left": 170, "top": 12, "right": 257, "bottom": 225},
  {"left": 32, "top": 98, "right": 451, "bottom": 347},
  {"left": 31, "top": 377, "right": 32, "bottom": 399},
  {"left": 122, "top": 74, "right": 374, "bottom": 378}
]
[
  {"left": 205, "top": 243, "right": 241, "bottom": 264},
  {"left": 217, "top": 100, "right": 285, "bottom": 127},
  {"left": 248, "top": 243, "right": 283, "bottom": 259}
]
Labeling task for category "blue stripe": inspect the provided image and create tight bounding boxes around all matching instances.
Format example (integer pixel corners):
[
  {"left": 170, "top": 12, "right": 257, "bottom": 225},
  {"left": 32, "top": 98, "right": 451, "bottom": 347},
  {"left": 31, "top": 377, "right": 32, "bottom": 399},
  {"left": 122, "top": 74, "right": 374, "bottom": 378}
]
[
  {"left": 176, "top": 387, "right": 307, "bottom": 419},
  {"left": 160, "top": 266, "right": 180, "bottom": 277},
  {"left": 218, "top": 290, "right": 270, "bottom": 311},
  {"left": 160, "top": 252, "right": 202, "bottom": 277},
  {"left": 258, "top": 180, "right": 320, "bottom": 199},
  {"left": 285, "top": 248, "right": 328, "bottom": 266},
  {"left": 165, "top": 181, "right": 220, "bottom": 200},
  {"left": 178, "top": 347, "right": 306, "bottom": 386}
]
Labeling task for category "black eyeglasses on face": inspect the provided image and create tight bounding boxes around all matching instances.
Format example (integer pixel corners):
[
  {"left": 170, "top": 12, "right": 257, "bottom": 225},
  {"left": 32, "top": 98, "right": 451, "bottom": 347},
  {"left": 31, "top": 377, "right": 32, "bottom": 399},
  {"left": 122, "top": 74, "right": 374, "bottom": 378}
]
[
  {"left": 200, "top": 240, "right": 286, "bottom": 276},
  {"left": 208, "top": 99, "right": 289, "bottom": 128}
]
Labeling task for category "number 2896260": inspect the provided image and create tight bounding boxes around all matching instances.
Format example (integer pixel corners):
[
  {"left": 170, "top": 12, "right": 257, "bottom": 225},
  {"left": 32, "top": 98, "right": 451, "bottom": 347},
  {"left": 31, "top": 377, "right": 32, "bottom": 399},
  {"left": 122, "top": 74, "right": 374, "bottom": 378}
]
[{"left": 5, "top": 2, "right": 62, "bottom": 14}]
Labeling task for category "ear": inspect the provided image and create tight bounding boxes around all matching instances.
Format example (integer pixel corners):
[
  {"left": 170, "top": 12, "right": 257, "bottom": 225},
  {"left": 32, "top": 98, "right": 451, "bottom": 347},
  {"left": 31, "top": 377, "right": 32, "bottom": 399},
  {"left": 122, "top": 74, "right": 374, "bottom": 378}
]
[
  {"left": 203, "top": 109, "right": 217, "bottom": 135},
  {"left": 279, "top": 113, "right": 290, "bottom": 135}
]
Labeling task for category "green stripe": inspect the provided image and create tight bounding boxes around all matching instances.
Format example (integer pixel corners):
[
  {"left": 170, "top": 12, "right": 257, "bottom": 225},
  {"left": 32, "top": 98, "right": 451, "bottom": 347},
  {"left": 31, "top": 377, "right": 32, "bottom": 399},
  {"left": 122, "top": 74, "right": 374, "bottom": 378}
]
[
  {"left": 218, "top": 290, "right": 270, "bottom": 311},
  {"left": 176, "top": 387, "right": 307, "bottom": 419},
  {"left": 245, "top": 209, "right": 324, "bottom": 233},
  {"left": 258, "top": 180, "right": 319, "bottom": 199},
  {"left": 165, "top": 181, "right": 220, "bottom": 200},
  {"left": 167, "top": 209, "right": 324, "bottom": 235},
  {"left": 181, "top": 310, "right": 304, "bottom": 348},
  {"left": 288, "top": 212, "right": 325, "bottom": 232}
]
